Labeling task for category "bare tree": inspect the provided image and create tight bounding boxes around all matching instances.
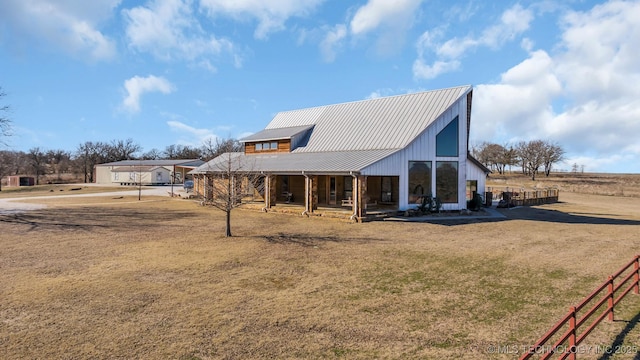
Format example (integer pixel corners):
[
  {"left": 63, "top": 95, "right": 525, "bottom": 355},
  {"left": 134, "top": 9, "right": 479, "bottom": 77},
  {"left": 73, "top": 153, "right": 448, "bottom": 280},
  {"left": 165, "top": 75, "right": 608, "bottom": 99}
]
[
  {"left": 164, "top": 144, "right": 202, "bottom": 159},
  {"left": 8, "top": 151, "right": 27, "bottom": 176},
  {"left": 201, "top": 137, "right": 242, "bottom": 161},
  {"left": 46, "top": 149, "right": 72, "bottom": 181},
  {"left": 0, "top": 150, "right": 13, "bottom": 191},
  {"left": 75, "top": 141, "right": 109, "bottom": 183},
  {"left": 107, "top": 138, "right": 141, "bottom": 161},
  {"left": 543, "top": 142, "right": 565, "bottom": 177},
  {"left": 141, "top": 148, "right": 162, "bottom": 160},
  {"left": 499, "top": 145, "right": 518, "bottom": 174},
  {"left": 198, "top": 151, "right": 262, "bottom": 237},
  {"left": 0, "top": 86, "right": 11, "bottom": 144},
  {"left": 472, "top": 142, "right": 517, "bottom": 174},
  {"left": 471, "top": 141, "right": 493, "bottom": 170},
  {"left": 516, "top": 140, "right": 546, "bottom": 180},
  {"left": 28, "top": 147, "right": 47, "bottom": 185}
]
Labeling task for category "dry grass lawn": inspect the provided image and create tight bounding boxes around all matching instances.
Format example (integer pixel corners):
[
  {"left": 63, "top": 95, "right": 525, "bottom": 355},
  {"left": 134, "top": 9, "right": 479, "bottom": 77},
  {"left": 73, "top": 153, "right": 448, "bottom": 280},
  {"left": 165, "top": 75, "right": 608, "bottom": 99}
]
[{"left": 1, "top": 175, "right": 639, "bottom": 359}]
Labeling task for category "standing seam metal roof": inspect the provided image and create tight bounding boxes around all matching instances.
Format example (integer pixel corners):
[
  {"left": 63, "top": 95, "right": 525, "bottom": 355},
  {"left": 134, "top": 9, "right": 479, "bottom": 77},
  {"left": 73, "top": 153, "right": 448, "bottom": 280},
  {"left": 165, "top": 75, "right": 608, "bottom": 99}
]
[
  {"left": 263, "top": 85, "right": 471, "bottom": 153},
  {"left": 190, "top": 150, "right": 398, "bottom": 174}
]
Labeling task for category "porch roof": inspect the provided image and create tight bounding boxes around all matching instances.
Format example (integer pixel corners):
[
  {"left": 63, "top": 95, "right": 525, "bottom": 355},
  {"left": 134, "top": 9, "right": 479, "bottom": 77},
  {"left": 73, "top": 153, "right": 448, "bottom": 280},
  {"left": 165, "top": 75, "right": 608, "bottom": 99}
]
[{"left": 190, "top": 149, "right": 398, "bottom": 175}]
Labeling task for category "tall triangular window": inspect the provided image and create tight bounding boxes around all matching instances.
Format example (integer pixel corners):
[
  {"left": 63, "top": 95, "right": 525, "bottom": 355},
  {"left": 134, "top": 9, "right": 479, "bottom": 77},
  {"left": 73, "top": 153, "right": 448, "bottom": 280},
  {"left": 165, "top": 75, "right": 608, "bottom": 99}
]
[{"left": 436, "top": 116, "right": 459, "bottom": 157}]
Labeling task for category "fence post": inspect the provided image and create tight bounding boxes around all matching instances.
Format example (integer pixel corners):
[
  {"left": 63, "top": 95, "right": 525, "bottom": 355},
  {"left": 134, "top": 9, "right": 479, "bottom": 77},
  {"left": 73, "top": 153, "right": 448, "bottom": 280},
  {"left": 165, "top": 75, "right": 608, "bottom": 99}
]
[
  {"left": 569, "top": 306, "right": 577, "bottom": 360},
  {"left": 607, "top": 276, "right": 614, "bottom": 321},
  {"left": 634, "top": 255, "right": 639, "bottom": 295}
]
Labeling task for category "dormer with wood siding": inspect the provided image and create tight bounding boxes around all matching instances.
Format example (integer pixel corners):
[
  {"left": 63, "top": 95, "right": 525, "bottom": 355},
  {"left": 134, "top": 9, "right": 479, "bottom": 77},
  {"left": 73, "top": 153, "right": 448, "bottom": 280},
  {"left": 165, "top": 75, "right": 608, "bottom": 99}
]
[{"left": 240, "top": 125, "right": 314, "bottom": 154}]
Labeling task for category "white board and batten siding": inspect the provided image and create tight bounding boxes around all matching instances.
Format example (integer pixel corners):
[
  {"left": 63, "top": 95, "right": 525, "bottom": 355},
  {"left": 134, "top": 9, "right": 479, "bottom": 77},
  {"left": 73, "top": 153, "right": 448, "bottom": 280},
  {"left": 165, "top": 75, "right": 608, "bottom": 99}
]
[
  {"left": 362, "top": 93, "right": 470, "bottom": 211},
  {"left": 467, "top": 161, "right": 487, "bottom": 202}
]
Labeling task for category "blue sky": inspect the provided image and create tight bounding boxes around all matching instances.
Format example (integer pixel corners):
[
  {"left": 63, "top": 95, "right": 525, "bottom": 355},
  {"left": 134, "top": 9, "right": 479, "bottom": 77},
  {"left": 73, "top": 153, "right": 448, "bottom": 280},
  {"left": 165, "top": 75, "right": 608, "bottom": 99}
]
[{"left": 1, "top": 0, "right": 639, "bottom": 173}]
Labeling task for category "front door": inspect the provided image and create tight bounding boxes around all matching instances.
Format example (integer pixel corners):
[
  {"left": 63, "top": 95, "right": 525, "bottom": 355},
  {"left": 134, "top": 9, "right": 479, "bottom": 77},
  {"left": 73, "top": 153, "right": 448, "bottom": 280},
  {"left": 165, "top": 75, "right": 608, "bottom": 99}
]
[{"left": 328, "top": 176, "right": 336, "bottom": 205}]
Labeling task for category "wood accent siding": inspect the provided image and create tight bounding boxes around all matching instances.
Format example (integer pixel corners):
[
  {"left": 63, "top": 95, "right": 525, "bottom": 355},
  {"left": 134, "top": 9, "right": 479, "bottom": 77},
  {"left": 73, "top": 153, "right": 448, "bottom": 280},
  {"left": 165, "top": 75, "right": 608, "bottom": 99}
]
[
  {"left": 278, "top": 141, "right": 290, "bottom": 152},
  {"left": 244, "top": 139, "right": 291, "bottom": 154}
]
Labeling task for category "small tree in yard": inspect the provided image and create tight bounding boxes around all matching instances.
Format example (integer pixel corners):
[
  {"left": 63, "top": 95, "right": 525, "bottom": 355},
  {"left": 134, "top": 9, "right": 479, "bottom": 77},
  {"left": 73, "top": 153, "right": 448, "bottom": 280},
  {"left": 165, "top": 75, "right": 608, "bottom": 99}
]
[{"left": 200, "top": 152, "right": 263, "bottom": 237}]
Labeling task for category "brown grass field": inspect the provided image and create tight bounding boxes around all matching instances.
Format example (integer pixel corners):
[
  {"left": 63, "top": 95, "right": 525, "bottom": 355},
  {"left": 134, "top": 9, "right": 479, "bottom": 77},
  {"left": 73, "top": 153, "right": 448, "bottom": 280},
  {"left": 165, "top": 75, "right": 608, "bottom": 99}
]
[{"left": 1, "top": 173, "right": 639, "bottom": 359}]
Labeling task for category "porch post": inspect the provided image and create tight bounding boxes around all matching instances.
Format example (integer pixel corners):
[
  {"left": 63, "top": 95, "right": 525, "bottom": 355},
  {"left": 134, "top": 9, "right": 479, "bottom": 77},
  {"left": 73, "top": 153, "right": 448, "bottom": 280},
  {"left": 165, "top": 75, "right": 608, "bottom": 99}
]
[
  {"left": 269, "top": 175, "right": 277, "bottom": 207},
  {"left": 303, "top": 175, "right": 317, "bottom": 215},
  {"left": 204, "top": 175, "right": 209, "bottom": 201},
  {"left": 311, "top": 175, "right": 318, "bottom": 211},
  {"left": 357, "top": 175, "right": 367, "bottom": 220},
  {"left": 262, "top": 174, "right": 270, "bottom": 211}
]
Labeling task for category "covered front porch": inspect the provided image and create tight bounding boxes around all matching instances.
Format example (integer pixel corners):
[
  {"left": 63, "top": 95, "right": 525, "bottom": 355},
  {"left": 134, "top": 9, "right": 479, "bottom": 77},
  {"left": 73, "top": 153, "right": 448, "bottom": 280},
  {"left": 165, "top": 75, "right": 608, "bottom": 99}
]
[
  {"left": 192, "top": 172, "right": 400, "bottom": 222},
  {"left": 261, "top": 174, "right": 400, "bottom": 222}
]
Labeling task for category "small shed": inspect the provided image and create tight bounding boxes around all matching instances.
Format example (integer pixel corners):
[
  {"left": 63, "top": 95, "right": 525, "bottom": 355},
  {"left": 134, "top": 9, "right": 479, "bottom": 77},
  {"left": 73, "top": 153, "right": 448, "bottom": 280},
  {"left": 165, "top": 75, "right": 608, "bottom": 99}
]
[{"left": 7, "top": 176, "right": 35, "bottom": 187}]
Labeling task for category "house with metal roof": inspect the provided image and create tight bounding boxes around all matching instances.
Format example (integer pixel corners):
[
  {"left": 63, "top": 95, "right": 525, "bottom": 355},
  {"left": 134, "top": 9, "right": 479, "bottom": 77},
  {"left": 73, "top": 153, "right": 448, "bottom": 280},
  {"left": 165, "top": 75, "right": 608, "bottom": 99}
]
[
  {"left": 95, "top": 159, "right": 205, "bottom": 185},
  {"left": 191, "top": 85, "right": 489, "bottom": 219}
]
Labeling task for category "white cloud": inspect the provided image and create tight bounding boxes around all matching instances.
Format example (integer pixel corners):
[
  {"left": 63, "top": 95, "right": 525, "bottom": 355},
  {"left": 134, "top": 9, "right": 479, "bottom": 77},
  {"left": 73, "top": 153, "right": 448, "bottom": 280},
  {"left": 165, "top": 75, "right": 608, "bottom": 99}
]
[
  {"left": 319, "top": 24, "right": 347, "bottom": 62},
  {"left": 473, "top": 50, "right": 561, "bottom": 141},
  {"left": 413, "top": 59, "right": 461, "bottom": 80},
  {"left": 122, "top": 75, "right": 175, "bottom": 113},
  {"left": 555, "top": 0, "right": 640, "bottom": 103},
  {"left": 123, "top": 0, "right": 237, "bottom": 67},
  {"left": 350, "top": 0, "right": 424, "bottom": 55},
  {"left": 0, "top": 0, "right": 118, "bottom": 61},
  {"left": 471, "top": 1, "right": 640, "bottom": 173},
  {"left": 199, "top": 0, "right": 324, "bottom": 39},
  {"left": 414, "top": 4, "right": 534, "bottom": 79},
  {"left": 167, "top": 120, "right": 218, "bottom": 146},
  {"left": 350, "top": 0, "right": 423, "bottom": 35}
]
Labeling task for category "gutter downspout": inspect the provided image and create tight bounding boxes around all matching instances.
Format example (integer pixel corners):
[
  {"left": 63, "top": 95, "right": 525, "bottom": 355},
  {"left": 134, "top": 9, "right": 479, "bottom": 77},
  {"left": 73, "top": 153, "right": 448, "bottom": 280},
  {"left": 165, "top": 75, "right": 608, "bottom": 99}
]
[{"left": 302, "top": 172, "right": 309, "bottom": 216}]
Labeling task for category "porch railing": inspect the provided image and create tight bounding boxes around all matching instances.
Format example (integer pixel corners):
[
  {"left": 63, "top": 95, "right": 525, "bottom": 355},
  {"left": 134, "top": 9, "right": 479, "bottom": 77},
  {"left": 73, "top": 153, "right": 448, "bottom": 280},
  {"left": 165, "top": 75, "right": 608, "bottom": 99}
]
[
  {"left": 487, "top": 186, "right": 559, "bottom": 207},
  {"left": 519, "top": 255, "right": 640, "bottom": 360}
]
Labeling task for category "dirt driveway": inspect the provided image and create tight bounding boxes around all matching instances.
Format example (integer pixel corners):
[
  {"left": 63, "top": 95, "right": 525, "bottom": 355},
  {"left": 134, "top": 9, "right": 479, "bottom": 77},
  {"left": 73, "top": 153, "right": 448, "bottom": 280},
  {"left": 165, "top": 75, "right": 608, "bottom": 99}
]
[{"left": 0, "top": 186, "right": 177, "bottom": 214}]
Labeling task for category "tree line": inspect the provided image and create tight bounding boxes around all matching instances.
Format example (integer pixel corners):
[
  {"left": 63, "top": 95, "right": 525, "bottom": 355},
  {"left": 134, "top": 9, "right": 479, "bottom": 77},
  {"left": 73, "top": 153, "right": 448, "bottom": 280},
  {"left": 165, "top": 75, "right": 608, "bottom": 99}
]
[
  {"left": 471, "top": 140, "right": 565, "bottom": 180},
  {"left": 0, "top": 138, "right": 242, "bottom": 190}
]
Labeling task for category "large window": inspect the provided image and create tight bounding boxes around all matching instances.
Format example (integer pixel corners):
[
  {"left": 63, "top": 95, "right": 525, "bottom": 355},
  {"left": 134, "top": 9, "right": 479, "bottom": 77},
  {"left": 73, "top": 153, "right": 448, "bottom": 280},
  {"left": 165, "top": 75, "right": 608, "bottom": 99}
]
[
  {"left": 436, "top": 161, "right": 458, "bottom": 203},
  {"left": 408, "top": 161, "right": 431, "bottom": 204},
  {"left": 436, "top": 116, "right": 459, "bottom": 157}
]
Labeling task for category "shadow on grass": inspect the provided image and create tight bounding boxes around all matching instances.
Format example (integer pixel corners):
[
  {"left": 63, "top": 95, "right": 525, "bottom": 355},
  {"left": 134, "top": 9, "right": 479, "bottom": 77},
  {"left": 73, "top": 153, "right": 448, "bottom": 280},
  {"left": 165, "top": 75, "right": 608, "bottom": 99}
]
[
  {"left": 422, "top": 205, "right": 640, "bottom": 227},
  {"left": 499, "top": 206, "right": 640, "bottom": 225},
  {"left": 598, "top": 311, "right": 640, "bottom": 360},
  {"left": 0, "top": 207, "right": 197, "bottom": 232},
  {"left": 258, "top": 232, "right": 381, "bottom": 247}
]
